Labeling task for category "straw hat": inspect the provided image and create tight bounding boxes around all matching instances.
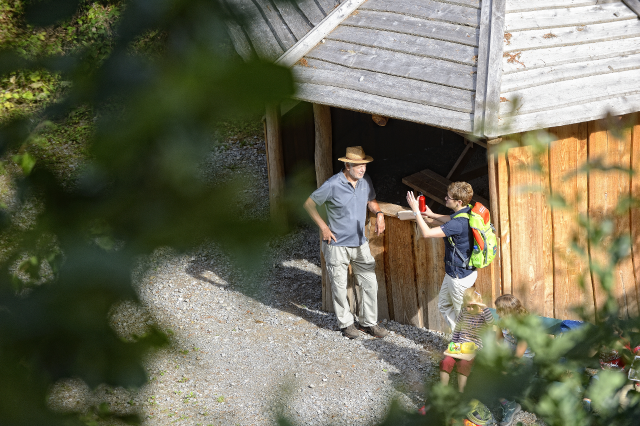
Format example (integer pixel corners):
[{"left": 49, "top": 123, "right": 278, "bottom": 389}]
[{"left": 338, "top": 146, "right": 374, "bottom": 164}]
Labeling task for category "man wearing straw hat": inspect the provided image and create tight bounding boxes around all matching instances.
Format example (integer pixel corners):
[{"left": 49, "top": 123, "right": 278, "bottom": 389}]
[{"left": 303, "top": 146, "right": 388, "bottom": 339}]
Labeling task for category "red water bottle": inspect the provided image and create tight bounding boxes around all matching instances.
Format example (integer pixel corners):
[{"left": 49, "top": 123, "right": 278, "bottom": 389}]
[{"left": 418, "top": 192, "right": 426, "bottom": 213}]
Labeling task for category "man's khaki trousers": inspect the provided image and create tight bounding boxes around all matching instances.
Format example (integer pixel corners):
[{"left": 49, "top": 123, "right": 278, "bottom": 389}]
[{"left": 322, "top": 241, "right": 379, "bottom": 329}]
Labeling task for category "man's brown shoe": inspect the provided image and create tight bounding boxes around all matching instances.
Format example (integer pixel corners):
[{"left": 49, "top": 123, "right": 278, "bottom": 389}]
[
  {"left": 358, "top": 324, "right": 389, "bottom": 338},
  {"left": 341, "top": 324, "right": 361, "bottom": 339}
]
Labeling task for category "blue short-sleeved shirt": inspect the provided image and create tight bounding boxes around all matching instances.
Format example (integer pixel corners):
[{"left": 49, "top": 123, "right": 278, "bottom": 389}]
[
  {"left": 310, "top": 171, "right": 376, "bottom": 247},
  {"left": 441, "top": 205, "right": 475, "bottom": 278}
]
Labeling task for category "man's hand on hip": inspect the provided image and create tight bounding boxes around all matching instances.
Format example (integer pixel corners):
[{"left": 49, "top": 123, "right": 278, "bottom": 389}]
[
  {"left": 322, "top": 226, "right": 337, "bottom": 244},
  {"left": 375, "top": 214, "right": 385, "bottom": 236}
]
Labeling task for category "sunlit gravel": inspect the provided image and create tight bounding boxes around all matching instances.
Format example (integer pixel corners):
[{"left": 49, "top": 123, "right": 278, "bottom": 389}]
[{"left": 52, "top": 138, "right": 543, "bottom": 425}]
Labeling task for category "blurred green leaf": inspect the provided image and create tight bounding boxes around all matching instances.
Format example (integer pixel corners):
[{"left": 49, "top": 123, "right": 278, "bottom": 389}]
[
  {"left": 587, "top": 370, "right": 627, "bottom": 416},
  {"left": 547, "top": 193, "right": 568, "bottom": 209},
  {"left": 12, "top": 152, "right": 36, "bottom": 175}
]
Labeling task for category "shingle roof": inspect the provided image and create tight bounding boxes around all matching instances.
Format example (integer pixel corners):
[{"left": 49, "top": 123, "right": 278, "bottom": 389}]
[
  {"left": 493, "top": 0, "right": 640, "bottom": 136},
  {"left": 223, "top": 0, "right": 341, "bottom": 60},
  {"left": 225, "top": 0, "right": 640, "bottom": 137}
]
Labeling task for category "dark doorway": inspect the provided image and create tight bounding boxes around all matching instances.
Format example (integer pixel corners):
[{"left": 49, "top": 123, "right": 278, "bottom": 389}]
[{"left": 280, "top": 102, "right": 489, "bottom": 213}]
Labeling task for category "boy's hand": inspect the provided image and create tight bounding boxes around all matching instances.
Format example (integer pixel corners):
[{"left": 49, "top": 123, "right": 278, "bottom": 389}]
[
  {"left": 406, "top": 191, "right": 419, "bottom": 212},
  {"left": 422, "top": 203, "right": 433, "bottom": 218}
]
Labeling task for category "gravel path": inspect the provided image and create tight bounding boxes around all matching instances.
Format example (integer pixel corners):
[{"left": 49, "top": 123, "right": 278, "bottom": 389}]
[{"left": 50, "top": 138, "right": 541, "bottom": 426}]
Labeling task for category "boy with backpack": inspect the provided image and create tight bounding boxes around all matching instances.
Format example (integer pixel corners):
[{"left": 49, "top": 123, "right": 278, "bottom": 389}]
[{"left": 406, "top": 182, "right": 496, "bottom": 331}]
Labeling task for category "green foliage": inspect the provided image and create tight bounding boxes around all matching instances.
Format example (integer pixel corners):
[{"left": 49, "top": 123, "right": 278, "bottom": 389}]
[
  {"left": 0, "top": 0, "right": 165, "bottom": 119},
  {"left": 0, "top": 70, "right": 58, "bottom": 115},
  {"left": 0, "top": 0, "right": 121, "bottom": 59},
  {"left": 32, "top": 106, "right": 93, "bottom": 149},
  {"left": 3, "top": 1, "right": 638, "bottom": 426},
  {"left": 11, "top": 150, "right": 35, "bottom": 174},
  {"left": 0, "top": 0, "right": 297, "bottom": 425}
]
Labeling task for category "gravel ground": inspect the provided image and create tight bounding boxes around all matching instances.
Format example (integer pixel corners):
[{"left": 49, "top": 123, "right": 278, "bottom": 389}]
[{"left": 48, "top": 138, "right": 542, "bottom": 426}]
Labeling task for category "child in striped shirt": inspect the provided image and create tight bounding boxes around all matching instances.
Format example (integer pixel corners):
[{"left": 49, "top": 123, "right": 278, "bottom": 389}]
[{"left": 440, "top": 287, "right": 494, "bottom": 392}]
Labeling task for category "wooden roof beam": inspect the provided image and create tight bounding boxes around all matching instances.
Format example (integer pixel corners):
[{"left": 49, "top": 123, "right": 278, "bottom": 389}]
[
  {"left": 451, "top": 131, "right": 488, "bottom": 148},
  {"left": 622, "top": 0, "right": 640, "bottom": 18},
  {"left": 275, "top": 0, "right": 369, "bottom": 68},
  {"left": 473, "top": 0, "right": 494, "bottom": 137},
  {"left": 480, "top": 0, "right": 507, "bottom": 139}
]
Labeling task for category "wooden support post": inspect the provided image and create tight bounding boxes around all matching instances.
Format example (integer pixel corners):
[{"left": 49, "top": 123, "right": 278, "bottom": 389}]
[
  {"left": 413, "top": 222, "right": 428, "bottom": 328},
  {"left": 487, "top": 138, "right": 502, "bottom": 301},
  {"left": 631, "top": 114, "right": 640, "bottom": 315},
  {"left": 265, "top": 105, "right": 285, "bottom": 217},
  {"left": 313, "top": 103, "right": 333, "bottom": 312},
  {"left": 313, "top": 104, "right": 333, "bottom": 187},
  {"left": 369, "top": 214, "right": 389, "bottom": 320},
  {"left": 497, "top": 144, "right": 512, "bottom": 295}
]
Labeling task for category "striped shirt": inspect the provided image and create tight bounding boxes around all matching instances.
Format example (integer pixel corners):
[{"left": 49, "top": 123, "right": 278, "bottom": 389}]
[{"left": 451, "top": 307, "right": 494, "bottom": 350}]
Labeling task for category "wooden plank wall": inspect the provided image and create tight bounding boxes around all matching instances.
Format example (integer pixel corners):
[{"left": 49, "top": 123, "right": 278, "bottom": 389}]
[
  {"left": 496, "top": 113, "right": 640, "bottom": 320},
  {"left": 547, "top": 123, "right": 592, "bottom": 321},
  {"left": 506, "top": 144, "right": 554, "bottom": 317},
  {"left": 632, "top": 119, "right": 640, "bottom": 315},
  {"left": 385, "top": 219, "right": 421, "bottom": 327},
  {"left": 587, "top": 118, "right": 638, "bottom": 318},
  {"left": 629, "top": 118, "right": 640, "bottom": 316}
]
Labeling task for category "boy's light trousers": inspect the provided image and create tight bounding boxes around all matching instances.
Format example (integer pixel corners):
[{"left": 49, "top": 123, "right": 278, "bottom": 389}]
[{"left": 438, "top": 270, "right": 478, "bottom": 331}]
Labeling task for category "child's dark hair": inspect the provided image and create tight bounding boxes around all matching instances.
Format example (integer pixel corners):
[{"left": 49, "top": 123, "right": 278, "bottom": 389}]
[{"left": 495, "top": 294, "right": 528, "bottom": 317}]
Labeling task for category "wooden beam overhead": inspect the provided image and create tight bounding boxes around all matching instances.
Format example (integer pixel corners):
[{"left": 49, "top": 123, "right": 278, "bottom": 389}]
[
  {"left": 275, "top": 0, "right": 369, "bottom": 68},
  {"left": 622, "top": 0, "right": 640, "bottom": 18},
  {"left": 447, "top": 142, "right": 473, "bottom": 180},
  {"left": 313, "top": 103, "right": 333, "bottom": 313},
  {"left": 473, "top": 0, "right": 494, "bottom": 136},
  {"left": 451, "top": 130, "right": 489, "bottom": 148},
  {"left": 484, "top": 0, "right": 507, "bottom": 139}
]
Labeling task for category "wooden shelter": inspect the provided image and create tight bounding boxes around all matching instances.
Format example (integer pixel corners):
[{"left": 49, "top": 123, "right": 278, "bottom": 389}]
[{"left": 224, "top": 0, "right": 640, "bottom": 330}]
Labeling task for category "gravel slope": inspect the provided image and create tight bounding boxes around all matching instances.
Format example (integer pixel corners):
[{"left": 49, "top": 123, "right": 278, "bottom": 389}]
[{"left": 50, "top": 139, "right": 541, "bottom": 426}]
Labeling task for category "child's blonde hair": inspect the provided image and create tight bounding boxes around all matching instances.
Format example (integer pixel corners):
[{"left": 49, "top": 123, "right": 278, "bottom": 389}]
[
  {"left": 495, "top": 294, "right": 528, "bottom": 317},
  {"left": 463, "top": 287, "right": 484, "bottom": 307}
]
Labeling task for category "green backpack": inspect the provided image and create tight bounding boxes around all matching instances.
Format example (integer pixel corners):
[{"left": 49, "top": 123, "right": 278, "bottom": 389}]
[{"left": 449, "top": 202, "right": 497, "bottom": 269}]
